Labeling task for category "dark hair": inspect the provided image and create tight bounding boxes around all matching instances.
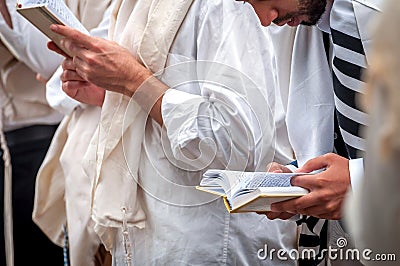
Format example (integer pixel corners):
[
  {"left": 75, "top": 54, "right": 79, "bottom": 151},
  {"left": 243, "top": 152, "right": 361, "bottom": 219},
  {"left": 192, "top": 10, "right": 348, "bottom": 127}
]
[{"left": 299, "top": 0, "right": 328, "bottom": 25}]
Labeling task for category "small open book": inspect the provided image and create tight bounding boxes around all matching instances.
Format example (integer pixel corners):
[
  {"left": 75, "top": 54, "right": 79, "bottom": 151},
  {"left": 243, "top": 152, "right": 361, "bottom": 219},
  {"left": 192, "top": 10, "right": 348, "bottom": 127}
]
[
  {"left": 197, "top": 169, "right": 309, "bottom": 213},
  {"left": 16, "top": 0, "right": 88, "bottom": 56}
]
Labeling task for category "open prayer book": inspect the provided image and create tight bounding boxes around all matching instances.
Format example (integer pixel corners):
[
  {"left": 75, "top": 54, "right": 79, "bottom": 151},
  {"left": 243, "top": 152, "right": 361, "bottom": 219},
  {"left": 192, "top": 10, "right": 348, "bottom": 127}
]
[
  {"left": 16, "top": 0, "right": 89, "bottom": 56},
  {"left": 197, "top": 170, "right": 309, "bottom": 213}
]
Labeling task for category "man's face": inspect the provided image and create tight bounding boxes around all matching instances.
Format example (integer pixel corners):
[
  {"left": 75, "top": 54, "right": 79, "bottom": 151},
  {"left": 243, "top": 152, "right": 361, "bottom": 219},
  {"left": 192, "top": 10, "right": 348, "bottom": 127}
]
[{"left": 241, "top": 0, "right": 327, "bottom": 27}]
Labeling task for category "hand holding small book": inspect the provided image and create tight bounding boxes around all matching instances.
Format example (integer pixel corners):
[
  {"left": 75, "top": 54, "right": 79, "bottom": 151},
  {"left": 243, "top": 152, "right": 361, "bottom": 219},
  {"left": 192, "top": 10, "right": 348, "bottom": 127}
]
[
  {"left": 48, "top": 24, "right": 167, "bottom": 125},
  {"left": 269, "top": 153, "right": 350, "bottom": 220},
  {"left": 49, "top": 24, "right": 152, "bottom": 98}
]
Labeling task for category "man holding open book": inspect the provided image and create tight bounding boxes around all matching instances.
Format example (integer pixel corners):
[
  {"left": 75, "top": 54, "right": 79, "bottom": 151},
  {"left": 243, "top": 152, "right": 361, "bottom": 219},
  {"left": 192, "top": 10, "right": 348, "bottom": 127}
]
[{"left": 45, "top": 0, "right": 310, "bottom": 264}]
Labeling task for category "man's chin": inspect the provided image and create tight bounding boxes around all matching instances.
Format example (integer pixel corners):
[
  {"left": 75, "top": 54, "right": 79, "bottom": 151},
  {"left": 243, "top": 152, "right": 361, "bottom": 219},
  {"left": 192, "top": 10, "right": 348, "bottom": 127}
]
[
  {"left": 300, "top": 20, "right": 317, "bottom": 26},
  {"left": 287, "top": 17, "right": 301, "bottom": 27}
]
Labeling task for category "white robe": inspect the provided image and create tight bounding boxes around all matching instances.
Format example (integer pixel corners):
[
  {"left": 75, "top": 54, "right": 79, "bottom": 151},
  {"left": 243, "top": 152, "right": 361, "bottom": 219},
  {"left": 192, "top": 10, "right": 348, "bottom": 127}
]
[{"left": 99, "top": 0, "right": 298, "bottom": 264}]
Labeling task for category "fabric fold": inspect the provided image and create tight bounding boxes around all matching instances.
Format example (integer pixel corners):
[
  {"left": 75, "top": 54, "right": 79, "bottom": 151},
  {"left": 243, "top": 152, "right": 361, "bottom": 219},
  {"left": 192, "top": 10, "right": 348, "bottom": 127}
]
[{"left": 84, "top": 0, "right": 195, "bottom": 250}]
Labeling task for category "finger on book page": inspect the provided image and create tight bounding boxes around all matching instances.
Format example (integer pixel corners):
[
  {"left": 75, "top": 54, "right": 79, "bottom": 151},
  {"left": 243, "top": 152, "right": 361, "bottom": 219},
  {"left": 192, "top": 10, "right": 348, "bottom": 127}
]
[
  {"left": 62, "top": 58, "right": 76, "bottom": 71},
  {"left": 290, "top": 174, "right": 318, "bottom": 190},
  {"left": 50, "top": 24, "right": 93, "bottom": 49}
]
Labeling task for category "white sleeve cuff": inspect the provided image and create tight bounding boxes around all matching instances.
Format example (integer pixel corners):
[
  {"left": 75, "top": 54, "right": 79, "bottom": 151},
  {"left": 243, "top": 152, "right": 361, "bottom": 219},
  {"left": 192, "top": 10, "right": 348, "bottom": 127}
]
[
  {"left": 46, "top": 67, "right": 82, "bottom": 115},
  {"left": 349, "top": 158, "right": 364, "bottom": 191}
]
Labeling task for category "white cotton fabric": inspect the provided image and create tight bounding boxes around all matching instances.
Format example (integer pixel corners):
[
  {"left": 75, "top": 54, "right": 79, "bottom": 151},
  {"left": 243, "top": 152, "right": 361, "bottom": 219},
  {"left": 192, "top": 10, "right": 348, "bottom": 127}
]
[
  {"left": 96, "top": 0, "right": 299, "bottom": 264},
  {"left": 84, "top": 0, "right": 196, "bottom": 250},
  {"left": 268, "top": 24, "right": 335, "bottom": 167},
  {"left": 0, "top": 0, "right": 63, "bottom": 131}
]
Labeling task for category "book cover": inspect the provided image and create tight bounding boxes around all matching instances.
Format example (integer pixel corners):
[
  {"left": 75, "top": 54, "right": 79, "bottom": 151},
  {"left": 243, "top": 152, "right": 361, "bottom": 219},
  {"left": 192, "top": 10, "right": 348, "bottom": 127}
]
[{"left": 16, "top": 0, "right": 88, "bottom": 57}]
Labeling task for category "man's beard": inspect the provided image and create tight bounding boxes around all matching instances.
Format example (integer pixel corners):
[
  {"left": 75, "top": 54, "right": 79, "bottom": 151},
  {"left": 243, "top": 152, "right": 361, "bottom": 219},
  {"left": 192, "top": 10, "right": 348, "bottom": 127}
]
[
  {"left": 272, "top": 0, "right": 327, "bottom": 26},
  {"left": 300, "top": 0, "right": 328, "bottom": 25}
]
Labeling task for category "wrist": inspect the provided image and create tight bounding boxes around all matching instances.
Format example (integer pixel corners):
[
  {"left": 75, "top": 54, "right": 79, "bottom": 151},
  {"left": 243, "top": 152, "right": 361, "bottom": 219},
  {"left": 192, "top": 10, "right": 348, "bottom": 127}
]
[
  {"left": 132, "top": 76, "right": 168, "bottom": 126},
  {"left": 125, "top": 67, "right": 152, "bottom": 97}
]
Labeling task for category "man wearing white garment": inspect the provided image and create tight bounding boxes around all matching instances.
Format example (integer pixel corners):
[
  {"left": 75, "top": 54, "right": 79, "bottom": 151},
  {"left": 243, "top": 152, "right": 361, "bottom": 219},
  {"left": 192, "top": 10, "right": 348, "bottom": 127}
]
[
  {"left": 43, "top": 0, "right": 324, "bottom": 264},
  {"left": 0, "top": 0, "right": 63, "bottom": 264},
  {"left": 1, "top": 0, "right": 115, "bottom": 265},
  {"left": 241, "top": 0, "right": 382, "bottom": 265},
  {"left": 25, "top": 1, "right": 116, "bottom": 265}
]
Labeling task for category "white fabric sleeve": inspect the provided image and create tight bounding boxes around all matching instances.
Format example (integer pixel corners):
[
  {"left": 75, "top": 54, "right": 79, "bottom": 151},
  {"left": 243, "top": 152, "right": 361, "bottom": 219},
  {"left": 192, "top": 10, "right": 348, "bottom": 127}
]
[
  {"left": 161, "top": 83, "right": 264, "bottom": 171},
  {"left": 46, "top": 66, "right": 85, "bottom": 115},
  {"left": 159, "top": 1, "right": 285, "bottom": 171},
  {"left": 46, "top": 3, "right": 113, "bottom": 115},
  {"left": 0, "top": 0, "right": 63, "bottom": 79},
  {"left": 349, "top": 158, "right": 364, "bottom": 191}
]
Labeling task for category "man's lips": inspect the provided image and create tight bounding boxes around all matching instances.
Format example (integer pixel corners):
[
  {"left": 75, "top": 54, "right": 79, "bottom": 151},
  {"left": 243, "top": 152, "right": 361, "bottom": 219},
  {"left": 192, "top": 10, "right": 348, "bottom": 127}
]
[{"left": 287, "top": 16, "right": 301, "bottom": 26}]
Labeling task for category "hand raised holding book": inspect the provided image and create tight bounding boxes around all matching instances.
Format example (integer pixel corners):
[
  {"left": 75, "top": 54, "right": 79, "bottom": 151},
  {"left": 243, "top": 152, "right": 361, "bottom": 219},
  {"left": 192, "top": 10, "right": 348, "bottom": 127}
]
[
  {"left": 49, "top": 24, "right": 153, "bottom": 97},
  {"left": 48, "top": 24, "right": 167, "bottom": 125}
]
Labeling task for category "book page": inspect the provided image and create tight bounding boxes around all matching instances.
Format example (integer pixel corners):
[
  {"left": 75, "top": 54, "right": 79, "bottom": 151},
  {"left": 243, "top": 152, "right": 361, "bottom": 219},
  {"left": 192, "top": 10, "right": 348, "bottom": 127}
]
[
  {"left": 201, "top": 170, "right": 247, "bottom": 198},
  {"left": 231, "top": 172, "right": 304, "bottom": 198},
  {"left": 17, "top": 0, "right": 88, "bottom": 33}
]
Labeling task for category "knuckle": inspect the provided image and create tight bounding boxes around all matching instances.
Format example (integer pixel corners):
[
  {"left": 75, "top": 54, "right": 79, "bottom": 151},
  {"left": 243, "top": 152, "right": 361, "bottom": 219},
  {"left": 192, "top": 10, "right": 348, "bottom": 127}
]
[
  {"left": 266, "top": 162, "right": 277, "bottom": 170},
  {"left": 318, "top": 191, "right": 331, "bottom": 202},
  {"left": 85, "top": 54, "right": 96, "bottom": 65},
  {"left": 62, "top": 60, "right": 68, "bottom": 69},
  {"left": 60, "top": 71, "right": 66, "bottom": 81},
  {"left": 83, "top": 66, "right": 93, "bottom": 78},
  {"left": 76, "top": 67, "right": 88, "bottom": 80},
  {"left": 292, "top": 201, "right": 302, "bottom": 210},
  {"left": 71, "top": 32, "right": 80, "bottom": 40},
  {"left": 312, "top": 177, "right": 324, "bottom": 188},
  {"left": 326, "top": 203, "right": 337, "bottom": 213},
  {"left": 333, "top": 212, "right": 342, "bottom": 220},
  {"left": 62, "top": 82, "right": 70, "bottom": 92},
  {"left": 91, "top": 40, "right": 102, "bottom": 51}
]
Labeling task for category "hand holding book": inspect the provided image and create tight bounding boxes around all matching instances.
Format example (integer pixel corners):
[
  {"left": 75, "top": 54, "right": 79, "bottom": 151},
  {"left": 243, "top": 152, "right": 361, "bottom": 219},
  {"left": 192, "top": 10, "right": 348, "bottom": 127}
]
[
  {"left": 269, "top": 153, "right": 349, "bottom": 220},
  {"left": 197, "top": 169, "right": 310, "bottom": 213},
  {"left": 16, "top": 0, "right": 89, "bottom": 57}
]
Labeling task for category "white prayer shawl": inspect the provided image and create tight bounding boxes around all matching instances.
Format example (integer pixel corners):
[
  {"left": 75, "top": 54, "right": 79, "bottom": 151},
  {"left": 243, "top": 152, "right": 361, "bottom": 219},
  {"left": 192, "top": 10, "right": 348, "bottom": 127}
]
[
  {"left": 32, "top": 1, "right": 112, "bottom": 265},
  {"left": 84, "top": 0, "right": 195, "bottom": 250}
]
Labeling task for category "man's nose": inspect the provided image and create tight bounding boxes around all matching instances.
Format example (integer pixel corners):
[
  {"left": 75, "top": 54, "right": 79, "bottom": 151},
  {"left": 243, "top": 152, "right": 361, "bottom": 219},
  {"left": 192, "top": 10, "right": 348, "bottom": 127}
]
[{"left": 261, "top": 9, "right": 279, "bottom": 26}]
